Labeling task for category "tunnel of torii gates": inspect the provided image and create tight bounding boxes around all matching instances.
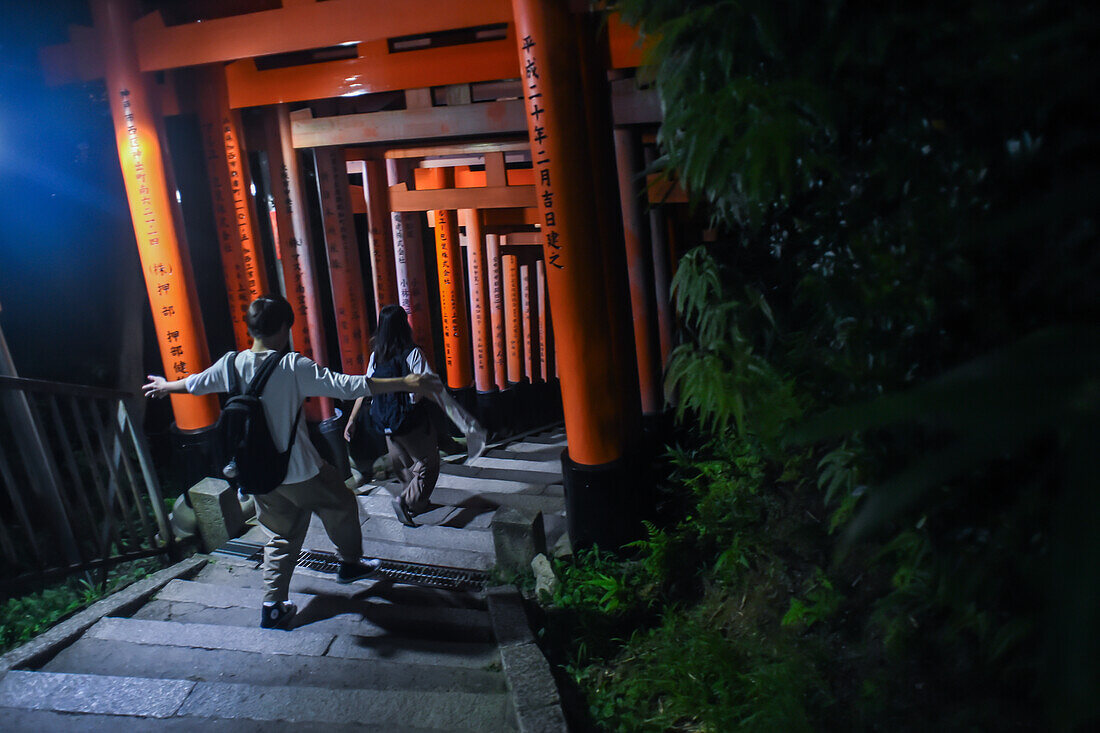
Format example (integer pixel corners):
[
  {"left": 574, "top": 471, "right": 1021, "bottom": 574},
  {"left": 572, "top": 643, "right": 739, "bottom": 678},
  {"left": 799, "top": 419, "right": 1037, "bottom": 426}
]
[{"left": 41, "top": 0, "right": 691, "bottom": 549}]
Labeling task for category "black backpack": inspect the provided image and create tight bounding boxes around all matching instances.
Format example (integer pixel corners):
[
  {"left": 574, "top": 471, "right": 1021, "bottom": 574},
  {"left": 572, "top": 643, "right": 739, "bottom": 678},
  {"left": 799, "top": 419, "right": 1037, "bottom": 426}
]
[
  {"left": 216, "top": 348, "right": 302, "bottom": 494},
  {"left": 369, "top": 348, "right": 427, "bottom": 435}
]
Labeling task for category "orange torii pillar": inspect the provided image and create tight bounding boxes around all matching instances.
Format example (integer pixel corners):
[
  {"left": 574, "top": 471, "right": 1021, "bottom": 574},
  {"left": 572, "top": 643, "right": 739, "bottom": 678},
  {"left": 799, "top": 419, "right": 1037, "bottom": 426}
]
[
  {"left": 346, "top": 158, "right": 398, "bottom": 321},
  {"left": 521, "top": 264, "right": 539, "bottom": 383},
  {"left": 421, "top": 168, "right": 473, "bottom": 391},
  {"left": 536, "top": 259, "right": 553, "bottom": 381},
  {"left": 264, "top": 105, "right": 332, "bottom": 421},
  {"left": 313, "top": 146, "right": 370, "bottom": 477},
  {"left": 386, "top": 159, "right": 436, "bottom": 367},
  {"left": 363, "top": 159, "right": 400, "bottom": 316},
  {"left": 313, "top": 147, "right": 370, "bottom": 374},
  {"left": 486, "top": 234, "right": 508, "bottom": 392},
  {"left": 93, "top": 0, "right": 218, "bottom": 433},
  {"left": 462, "top": 210, "right": 496, "bottom": 394},
  {"left": 215, "top": 71, "right": 268, "bottom": 307},
  {"left": 511, "top": 0, "right": 647, "bottom": 549},
  {"left": 196, "top": 67, "right": 251, "bottom": 350},
  {"left": 613, "top": 128, "right": 663, "bottom": 418},
  {"left": 502, "top": 254, "right": 524, "bottom": 387}
]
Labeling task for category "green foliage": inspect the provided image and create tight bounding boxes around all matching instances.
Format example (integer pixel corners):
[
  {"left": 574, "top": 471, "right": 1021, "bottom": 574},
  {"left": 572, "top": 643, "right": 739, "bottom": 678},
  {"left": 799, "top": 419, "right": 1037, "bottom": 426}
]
[
  {"left": 0, "top": 558, "right": 161, "bottom": 654},
  {"left": 546, "top": 435, "right": 837, "bottom": 730},
  {"left": 793, "top": 327, "right": 1100, "bottom": 545},
  {"left": 666, "top": 249, "right": 801, "bottom": 445},
  {"left": 814, "top": 442, "right": 864, "bottom": 533},
  {"left": 551, "top": 0, "right": 1100, "bottom": 728},
  {"left": 570, "top": 608, "right": 818, "bottom": 732},
  {"left": 781, "top": 568, "right": 843, "bottom": 631},
  {"left": 553, "top": 546, "right": 651, "bottom": 616}
]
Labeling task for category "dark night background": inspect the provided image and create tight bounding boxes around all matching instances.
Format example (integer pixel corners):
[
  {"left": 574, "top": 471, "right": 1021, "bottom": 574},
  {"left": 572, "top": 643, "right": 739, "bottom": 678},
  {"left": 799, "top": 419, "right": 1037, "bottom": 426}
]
[
  {"left": 0, "top": 1, "right": 248, "bottom": 393},
  {"left": 0, "top": 0, "right": 141, "bottom": 387}
]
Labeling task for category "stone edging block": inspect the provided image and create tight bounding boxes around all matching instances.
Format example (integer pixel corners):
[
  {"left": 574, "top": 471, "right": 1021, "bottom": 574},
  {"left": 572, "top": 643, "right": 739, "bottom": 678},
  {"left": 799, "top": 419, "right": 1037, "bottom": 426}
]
[
  {"left": 486, "top": 585, "right": 568, "bottom": 733},
  {"left": 0, "top": 555, "right": 208, "bottom": 676}
]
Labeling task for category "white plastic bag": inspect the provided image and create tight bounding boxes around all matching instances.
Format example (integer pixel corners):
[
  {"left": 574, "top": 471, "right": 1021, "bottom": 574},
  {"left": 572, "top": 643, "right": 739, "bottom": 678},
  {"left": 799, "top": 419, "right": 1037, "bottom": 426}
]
[{"left": 430, "top": 391, "right": 488, "bottom": 460}]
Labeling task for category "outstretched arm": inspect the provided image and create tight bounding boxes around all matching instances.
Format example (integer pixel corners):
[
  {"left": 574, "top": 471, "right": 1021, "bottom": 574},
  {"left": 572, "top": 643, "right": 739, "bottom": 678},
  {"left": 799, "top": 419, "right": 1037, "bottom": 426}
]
[
  {"left": 344, "top": 396, "right": 366, "bottom": 442},
  {"left": 370, "top": 372, "right": 442, "bottom": 396},
  {"left": 142, "top": 375, "right": 189, "bottom": 399},
  {"left": 294, "top": 355, "right": 441, "bottom": 401}
]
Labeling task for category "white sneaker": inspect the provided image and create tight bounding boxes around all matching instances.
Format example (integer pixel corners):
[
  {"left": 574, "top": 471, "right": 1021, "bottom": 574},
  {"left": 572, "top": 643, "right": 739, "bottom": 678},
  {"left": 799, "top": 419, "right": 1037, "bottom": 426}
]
[{"left": 260, "top": 600, "right": 297, "bottom": 629}]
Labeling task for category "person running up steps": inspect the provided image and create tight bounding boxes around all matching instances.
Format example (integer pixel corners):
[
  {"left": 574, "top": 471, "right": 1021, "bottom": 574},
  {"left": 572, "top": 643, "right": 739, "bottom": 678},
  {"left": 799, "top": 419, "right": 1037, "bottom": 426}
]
[
  {"left": 143, "top": 295, "right": 441, "bottom": 629},
  {"left": 345, "top": 304, "right": 487, "bottom": 527}
]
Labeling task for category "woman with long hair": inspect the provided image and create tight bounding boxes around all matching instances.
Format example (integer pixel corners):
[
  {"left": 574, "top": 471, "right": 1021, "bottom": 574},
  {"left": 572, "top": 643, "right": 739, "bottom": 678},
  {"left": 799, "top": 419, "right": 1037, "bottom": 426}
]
[{"left": 346, "top": 305, "right": 485, "bottom": 526}]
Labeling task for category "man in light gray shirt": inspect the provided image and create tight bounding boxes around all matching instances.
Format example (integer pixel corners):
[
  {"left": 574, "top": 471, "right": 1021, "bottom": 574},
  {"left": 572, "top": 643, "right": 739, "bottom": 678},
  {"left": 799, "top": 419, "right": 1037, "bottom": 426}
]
[{"left": 144, "top": 295, "right": 440, "bottom": 629}]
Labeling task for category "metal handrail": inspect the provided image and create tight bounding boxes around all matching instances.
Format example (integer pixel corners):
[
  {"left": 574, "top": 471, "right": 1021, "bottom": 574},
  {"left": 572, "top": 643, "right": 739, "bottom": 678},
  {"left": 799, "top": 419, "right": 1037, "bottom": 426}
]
[
  {"left": 0, "top": 374, "right": 176, "bottom": 597},
  {"left": 0, "top": 374, "right": 132, "bottom": 401}
]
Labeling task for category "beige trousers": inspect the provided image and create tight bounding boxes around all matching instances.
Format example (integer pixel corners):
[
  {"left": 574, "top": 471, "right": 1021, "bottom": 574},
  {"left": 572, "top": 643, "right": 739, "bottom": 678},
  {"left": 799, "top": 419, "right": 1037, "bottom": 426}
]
[
  {"left": 386, "top": 416, "right": 440, "bottom": 513},
  {"left": 253, "top": 462, "right": 362, "bottom": 604}
]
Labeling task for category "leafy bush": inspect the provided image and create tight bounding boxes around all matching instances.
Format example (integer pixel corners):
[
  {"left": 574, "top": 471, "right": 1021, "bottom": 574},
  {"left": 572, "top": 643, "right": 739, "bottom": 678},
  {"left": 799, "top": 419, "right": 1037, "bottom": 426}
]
[
  {"left": 0, "top": 558, "right": 162, "bottom": 654},
  {"left": 541, "top": 0, "right": 1097, "bottom": 729}
]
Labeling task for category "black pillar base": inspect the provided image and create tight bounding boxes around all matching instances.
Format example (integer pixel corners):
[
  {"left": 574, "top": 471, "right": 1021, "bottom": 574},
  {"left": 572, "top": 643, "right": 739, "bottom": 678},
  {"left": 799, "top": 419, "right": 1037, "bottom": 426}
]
[
  {"left": 310, "top": 417, "right": 351, "bottom": 480},
  {"left": 170, "top": 422, "right": 221, "bottom": 502},
  {"left": 562, "top": 447, "right": 654, "bottom": 552},
  {"left": 501, "top": 385, "right": 520, "bottom": 434},
  {"left": 534, "top": 379, "right": 563, "bottom": 426},
  {"left": 513, "top": 380, "right": 536, "bottom": 432},
  {"left": 641, "top": 410, "right": 672, "bottom": 456},
  {"left": 448, "top": 386, "right": 477, "bottom": 414},
  {"left": 475, "top": 389, "right": 505, "bottom": 436}
]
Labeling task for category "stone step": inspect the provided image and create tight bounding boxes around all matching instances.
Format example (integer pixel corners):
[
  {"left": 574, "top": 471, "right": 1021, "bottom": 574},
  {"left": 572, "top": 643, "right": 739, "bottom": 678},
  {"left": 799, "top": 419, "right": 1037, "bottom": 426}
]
[
  {"left": 193, "top": 553, "right": 384, "bottom": 597},
  {"left": 357, "top": 489, "right": 565, "bottom": 524},
  {"left": 517, "top": 433, "right": 567, "bottom": 445},
  {"left": 362, "top": 495, "right": 488, "bottom": 528},
  {"left": 191, "top": 556, "right": 490, "bottom": 613},
  {"left": 320, "top": 533, "right": 497, "bottom": 571},
  {"left": 158, "top": 578, "right": 489, "bottom": 619},
  {"left": 497, "top": 442, "right": 566, "bottom": 456},
  {"left": 0, "top": 707, "right": 426, "bottom": 732},
  {"left": 442, "top": 462, "right": 563, "bottom": 486},
  {"left": 489, "top": 446, "right": 564, "bottom": 461},
  {"left": 372, "top": 466, "right": 560, "bottom": 495},
  {"left": 0, "top": 670, "right": 191, "bottom": 719},
  {"left": 464, "top": 456, "right": 562, "bottom": 474},
  {"left": 356, "top": 512, "right": 497, "bottom": 554},
  {"left": 434, "top": 471, "right": 546, "bottom": 494},
  {"left": 0, "top": 671, "right": 513, "bottom": 730},
  {"left": 358, "top": 494, "right": 495, "bottom": 530},
  {"left": 230, "top": 523, "right": 499, "bottom": 573},
  {"left": 177, "top": 679, "right": 511, "bottom": 730},
  {"left": 190, "top": 555, "right": 262, "bottom": 586},
  {"left": 43, "top": 637, "right": 505, "bottom": 694},
  {"left": 89, "top": 616, "right": 333, "bottom": 657},
  {"left": 367, "top": 471, "right": 544, "bottom": 496},
  {"left": 136, "top": 579, "right": 492, "bottom": 641},
  {"left": 87, "top": 617, "right": 500, "bottom": 669},
  {"left": 430, "top": 487, "right": 566, "bottom": 514},
  {"left": 134, "top": 600, "right": 494, "bottom": 645}
]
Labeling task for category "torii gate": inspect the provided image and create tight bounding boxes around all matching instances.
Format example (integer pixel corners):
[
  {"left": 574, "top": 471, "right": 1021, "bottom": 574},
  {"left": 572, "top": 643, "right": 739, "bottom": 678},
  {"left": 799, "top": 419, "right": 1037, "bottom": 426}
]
[{"left": 43, "top": 0, "right": 674, "bottom": 549}]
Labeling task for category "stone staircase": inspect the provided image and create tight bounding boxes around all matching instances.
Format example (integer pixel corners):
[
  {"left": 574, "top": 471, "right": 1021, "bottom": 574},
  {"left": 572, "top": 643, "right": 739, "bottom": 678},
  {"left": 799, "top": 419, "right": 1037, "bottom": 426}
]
[{"left": 0, "top": 428, "right": 569, "bottom": 731}]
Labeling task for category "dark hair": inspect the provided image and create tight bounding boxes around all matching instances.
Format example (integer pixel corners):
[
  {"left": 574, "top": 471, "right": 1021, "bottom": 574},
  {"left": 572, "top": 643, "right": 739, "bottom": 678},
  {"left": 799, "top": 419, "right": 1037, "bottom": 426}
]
[
  {"left": 246, "top": 295, "right": 294, "bottom": 338},
  {"left": 373, "top": 304, "right": 414, "bottom": 362}
]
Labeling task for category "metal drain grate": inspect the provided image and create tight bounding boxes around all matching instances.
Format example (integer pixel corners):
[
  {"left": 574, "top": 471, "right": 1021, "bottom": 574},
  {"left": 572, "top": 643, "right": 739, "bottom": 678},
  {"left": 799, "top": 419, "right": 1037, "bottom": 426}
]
[
  {"left": 214, "top": 541, "right": 488, "bottom": 592},
  {"left": 298, "top": 549, "right": 489, "bottom": 592}
]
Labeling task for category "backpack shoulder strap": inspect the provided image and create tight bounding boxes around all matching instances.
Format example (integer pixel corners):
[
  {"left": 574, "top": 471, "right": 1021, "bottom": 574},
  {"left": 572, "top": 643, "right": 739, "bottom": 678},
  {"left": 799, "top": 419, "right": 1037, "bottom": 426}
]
[
  {"left": 284, "top": 405, "right": 303, "bottom": 454},
  {"left": 225, "top": 351, "right": 241, "bottom": 396},
  {"left": 247, "top": 346, "right": 289, "bottom": 397}
]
